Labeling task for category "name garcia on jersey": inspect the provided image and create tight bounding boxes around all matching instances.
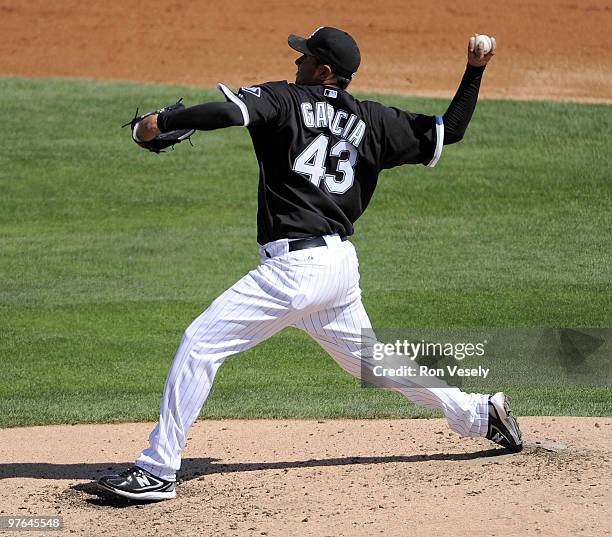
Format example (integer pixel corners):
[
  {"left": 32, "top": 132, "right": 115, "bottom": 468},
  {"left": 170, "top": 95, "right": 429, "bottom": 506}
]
[{"left": 300, "top": 102, "right": 366, "bottom": 148}]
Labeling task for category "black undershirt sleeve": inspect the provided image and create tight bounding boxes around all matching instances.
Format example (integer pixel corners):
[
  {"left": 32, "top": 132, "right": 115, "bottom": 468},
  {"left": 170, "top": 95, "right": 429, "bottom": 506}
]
[
  {"left": 443, "top": 64, "right": 486, "bottom": 145},
  {"left": 157, "top": 102, "right": 244, "bottom": 133}
]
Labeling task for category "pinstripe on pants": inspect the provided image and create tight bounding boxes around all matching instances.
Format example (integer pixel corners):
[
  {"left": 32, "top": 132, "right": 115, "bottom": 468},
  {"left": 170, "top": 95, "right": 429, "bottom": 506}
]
[{"left": 136, "top": 234, "right": 489, "bottom": 480}]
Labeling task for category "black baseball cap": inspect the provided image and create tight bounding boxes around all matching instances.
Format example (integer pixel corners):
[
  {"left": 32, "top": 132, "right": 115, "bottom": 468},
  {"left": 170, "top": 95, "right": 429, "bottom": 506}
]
[{"left": 288, "top": 26, "right": 361, "bottom": 79}]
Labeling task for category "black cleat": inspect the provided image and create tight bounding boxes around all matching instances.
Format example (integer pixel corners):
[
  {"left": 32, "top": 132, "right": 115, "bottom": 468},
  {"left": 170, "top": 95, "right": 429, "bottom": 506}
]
[
  {"left": 97, "top": 466, "right": 176, "bottom": 501},
  {"left": 486, "top": 392, "right": 523, "bottom": 452}
]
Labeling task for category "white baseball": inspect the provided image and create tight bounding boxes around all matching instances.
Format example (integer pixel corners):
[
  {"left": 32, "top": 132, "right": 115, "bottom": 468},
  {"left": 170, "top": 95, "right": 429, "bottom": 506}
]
[{"left": 474, "top": 34, "right": 492, "bottom": 55}]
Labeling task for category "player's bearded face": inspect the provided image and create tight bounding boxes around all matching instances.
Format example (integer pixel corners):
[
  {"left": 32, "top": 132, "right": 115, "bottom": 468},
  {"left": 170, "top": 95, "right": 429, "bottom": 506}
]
[{"left": 295, "top": 54, "right": 322, "bottom": 85}]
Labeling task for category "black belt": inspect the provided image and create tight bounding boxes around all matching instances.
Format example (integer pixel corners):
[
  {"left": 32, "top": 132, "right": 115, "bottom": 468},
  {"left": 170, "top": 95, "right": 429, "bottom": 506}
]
[{"left": 288, "top": 235, "right": 348, "bottom": 252}]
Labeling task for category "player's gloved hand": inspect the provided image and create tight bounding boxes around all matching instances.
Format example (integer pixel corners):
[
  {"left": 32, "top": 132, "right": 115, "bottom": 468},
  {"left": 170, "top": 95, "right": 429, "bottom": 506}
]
[
  {"left": 122, "top": 99, "right": 195, "bottom": 154},
  {"left": 467, "top": 34, "right": 496, "bottom": 68}
]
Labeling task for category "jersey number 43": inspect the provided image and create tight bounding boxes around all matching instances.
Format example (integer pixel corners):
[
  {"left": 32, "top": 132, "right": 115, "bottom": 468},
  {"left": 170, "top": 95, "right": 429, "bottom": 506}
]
[{"left": 292, "top": 134, "right": 357, "bottom": 194}]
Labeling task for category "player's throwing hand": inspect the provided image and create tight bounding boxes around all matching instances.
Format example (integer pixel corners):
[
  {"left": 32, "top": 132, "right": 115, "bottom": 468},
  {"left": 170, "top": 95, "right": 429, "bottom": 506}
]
[{"left": 468, "top": 34, "right": 496, "bottom": 67}]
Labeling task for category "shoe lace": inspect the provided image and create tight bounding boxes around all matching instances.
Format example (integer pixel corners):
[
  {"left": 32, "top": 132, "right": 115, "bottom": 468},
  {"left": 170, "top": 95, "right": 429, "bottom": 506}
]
[{"left": 118, "top": 466, "right": 144, "bottom": 478}]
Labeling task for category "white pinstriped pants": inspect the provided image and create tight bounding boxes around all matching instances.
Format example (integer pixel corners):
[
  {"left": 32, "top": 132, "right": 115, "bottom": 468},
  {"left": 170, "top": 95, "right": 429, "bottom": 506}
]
[{"left": 136, "top": 234, "right": 489, "bottom": 481}]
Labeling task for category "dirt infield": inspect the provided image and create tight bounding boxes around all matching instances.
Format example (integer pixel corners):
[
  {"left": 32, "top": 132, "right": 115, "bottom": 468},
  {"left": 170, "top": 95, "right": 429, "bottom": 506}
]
[
  {"left": 1, "top": 418, "right": 611, "bottom": 536},
  {"left": 2, "top": 1, "right": 612, "bottom": 535},
  {"left": 1, "top": 0, "right": 611, "bottom": 102}
]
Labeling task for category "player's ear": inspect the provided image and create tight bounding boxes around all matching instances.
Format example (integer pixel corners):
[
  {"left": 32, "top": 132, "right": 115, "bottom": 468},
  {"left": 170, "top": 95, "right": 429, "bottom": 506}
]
[{"left": 317, "top": 63, "right": 334, "bottom": 83}]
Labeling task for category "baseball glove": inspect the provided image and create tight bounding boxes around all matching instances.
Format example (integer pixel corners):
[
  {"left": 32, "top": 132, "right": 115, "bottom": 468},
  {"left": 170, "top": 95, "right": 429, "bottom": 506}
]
[{"left": 122, "top": 99, "right": 195, "bottom": 154}]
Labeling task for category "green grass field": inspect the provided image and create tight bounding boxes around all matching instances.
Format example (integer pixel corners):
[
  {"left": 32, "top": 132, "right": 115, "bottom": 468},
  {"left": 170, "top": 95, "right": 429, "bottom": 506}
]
[{"left": 1, "top": 77, "right": 610, "bottom": 427}]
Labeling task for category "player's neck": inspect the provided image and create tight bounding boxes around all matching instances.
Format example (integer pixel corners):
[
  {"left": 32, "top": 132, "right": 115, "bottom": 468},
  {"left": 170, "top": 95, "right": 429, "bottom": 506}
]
[
  {"left": 318, "top": 73, "right": 340, "bottom": 88},
  {"left": 321, "top": 78, "right": 339, "bottom": 88}
]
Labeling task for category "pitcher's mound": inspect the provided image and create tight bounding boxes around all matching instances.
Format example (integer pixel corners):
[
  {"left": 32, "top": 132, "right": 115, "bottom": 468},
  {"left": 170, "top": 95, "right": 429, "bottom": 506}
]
[{"left": 1, "top": 417, "right": 610, "bottom": 536}]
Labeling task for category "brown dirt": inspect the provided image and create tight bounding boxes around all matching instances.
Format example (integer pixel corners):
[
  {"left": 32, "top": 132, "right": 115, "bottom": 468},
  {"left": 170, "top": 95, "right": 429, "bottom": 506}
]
[
  {"left": 2, "top": 2, "right": 611, "bottom": 535},
  {"left": 1, "top": 418, "right": 611, "bottom": 536},
  {"left": 1, "top": 0, "right": 611, "bottom": 102}
]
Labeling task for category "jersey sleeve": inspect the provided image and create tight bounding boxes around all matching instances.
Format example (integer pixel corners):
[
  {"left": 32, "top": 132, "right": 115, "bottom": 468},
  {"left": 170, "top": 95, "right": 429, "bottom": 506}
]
[
  {"left": 376, "top": 105, "right": 444, "bottom": 169},
  {"left": 217, "top": 82, "right": 288, "bottom": 128}
]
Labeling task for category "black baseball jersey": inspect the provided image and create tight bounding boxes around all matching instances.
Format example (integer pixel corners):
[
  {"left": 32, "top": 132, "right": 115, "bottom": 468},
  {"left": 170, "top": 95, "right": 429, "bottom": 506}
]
[{"left": 218, "top": 82, "right": 443, "bottom": 245}]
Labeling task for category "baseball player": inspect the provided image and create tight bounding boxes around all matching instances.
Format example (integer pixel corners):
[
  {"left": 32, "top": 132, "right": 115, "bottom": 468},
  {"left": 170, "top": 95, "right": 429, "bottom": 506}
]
[{"left": 98, "top": 27, "right": 522, "bottom": 501}]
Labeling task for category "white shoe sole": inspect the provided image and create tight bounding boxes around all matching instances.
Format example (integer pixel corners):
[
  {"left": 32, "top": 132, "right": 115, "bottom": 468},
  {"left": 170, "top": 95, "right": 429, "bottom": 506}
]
[
  {"left": 490, "top": 392, "right": 523, "bottom": 448},
  {"left": 97, "top": 481, "right": 176, "bottom": 501}
]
